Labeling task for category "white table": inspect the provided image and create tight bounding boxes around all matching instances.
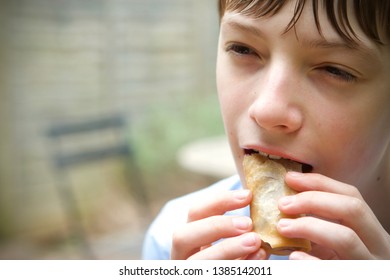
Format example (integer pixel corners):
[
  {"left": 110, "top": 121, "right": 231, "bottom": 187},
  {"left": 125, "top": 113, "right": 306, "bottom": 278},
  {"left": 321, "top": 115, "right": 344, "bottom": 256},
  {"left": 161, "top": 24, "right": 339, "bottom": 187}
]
[{"left": 177, "top": 136, "right": 237, "bottom": 178}]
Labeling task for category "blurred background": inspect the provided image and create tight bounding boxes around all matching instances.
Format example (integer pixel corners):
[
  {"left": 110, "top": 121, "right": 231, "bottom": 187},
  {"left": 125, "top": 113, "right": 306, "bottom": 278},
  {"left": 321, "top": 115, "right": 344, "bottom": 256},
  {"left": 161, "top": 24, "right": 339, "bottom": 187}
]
[{"left": 0, "top": 0, "right": 235, "bottom": 259}]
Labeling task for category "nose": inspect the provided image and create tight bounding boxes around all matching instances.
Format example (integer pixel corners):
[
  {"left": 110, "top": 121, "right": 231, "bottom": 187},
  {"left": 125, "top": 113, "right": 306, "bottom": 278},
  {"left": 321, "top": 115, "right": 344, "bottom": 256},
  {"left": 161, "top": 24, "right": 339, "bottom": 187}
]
[{"left": 248, "top": 65, "right": 304, "bottom": 134}]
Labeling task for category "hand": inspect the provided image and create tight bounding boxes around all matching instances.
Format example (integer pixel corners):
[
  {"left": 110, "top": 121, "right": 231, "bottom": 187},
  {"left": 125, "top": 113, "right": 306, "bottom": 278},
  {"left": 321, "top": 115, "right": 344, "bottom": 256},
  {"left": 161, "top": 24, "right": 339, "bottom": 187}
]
[
  {"left": 278, "top": 172, "right": 390, "bottom": 260},
  {"left": 171, "top": 189, "right": 266, "bottom": 260}
]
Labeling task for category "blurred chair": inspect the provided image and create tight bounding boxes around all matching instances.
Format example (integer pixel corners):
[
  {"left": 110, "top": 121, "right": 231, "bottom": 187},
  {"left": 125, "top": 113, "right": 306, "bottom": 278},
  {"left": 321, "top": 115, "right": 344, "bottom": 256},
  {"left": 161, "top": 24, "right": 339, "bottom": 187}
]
[{"left": 46, "top": 114, "right": 149, "bottom": 258}]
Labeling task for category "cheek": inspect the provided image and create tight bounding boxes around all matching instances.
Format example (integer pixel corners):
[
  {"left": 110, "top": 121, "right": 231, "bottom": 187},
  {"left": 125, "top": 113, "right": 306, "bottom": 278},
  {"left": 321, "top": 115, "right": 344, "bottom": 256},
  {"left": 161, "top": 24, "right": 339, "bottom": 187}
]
[
  {"left": 216, "top": 64, "right": 254, "bottom": 178},
  {"left": 217, "top": 68, "right": 249, "bottom": 130},
  {"left": 315, "top": 100, "right": 390, "bottom": 186}
]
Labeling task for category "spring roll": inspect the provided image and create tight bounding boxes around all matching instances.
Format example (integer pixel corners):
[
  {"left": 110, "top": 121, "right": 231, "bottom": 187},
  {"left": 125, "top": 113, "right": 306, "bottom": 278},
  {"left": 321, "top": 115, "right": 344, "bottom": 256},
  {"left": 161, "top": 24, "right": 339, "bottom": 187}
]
[{"left": 243, "top": 153, "right": 311, "bottom": 255}]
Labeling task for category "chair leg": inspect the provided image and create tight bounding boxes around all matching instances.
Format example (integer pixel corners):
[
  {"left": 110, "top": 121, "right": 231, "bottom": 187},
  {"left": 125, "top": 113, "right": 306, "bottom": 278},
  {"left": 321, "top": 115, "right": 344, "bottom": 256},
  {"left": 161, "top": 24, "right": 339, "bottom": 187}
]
[
  {"left": 55, "top": 172, "right": 95, "bottom": 259},
  {"left": 126, "top": 158, "right": 151, "bottom": 219}
]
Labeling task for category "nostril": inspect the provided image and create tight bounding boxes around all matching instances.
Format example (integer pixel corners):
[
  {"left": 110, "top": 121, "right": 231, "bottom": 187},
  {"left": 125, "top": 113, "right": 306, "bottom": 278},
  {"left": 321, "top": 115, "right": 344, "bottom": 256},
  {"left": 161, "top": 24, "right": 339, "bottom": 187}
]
[{"left": 275, "top": 124, "right": 289, "bottom": 131}]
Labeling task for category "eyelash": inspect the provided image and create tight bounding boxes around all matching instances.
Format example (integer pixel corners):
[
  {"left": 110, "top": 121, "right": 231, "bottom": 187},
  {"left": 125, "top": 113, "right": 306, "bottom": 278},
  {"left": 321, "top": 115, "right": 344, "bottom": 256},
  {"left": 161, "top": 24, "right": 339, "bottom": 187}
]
[
  {"left": 321, "top": 66, "right": 357, "bottom": 83},
  {"left": 226, "top": 43, "right": 258, "bottom": 57}
]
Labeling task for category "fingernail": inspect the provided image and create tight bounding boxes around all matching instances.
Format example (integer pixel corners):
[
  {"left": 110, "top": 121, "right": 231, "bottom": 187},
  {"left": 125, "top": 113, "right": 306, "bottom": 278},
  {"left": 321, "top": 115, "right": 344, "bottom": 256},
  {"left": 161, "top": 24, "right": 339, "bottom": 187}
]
[
  {"left": 279, "top": 195, "right": 295, "bottom": 206},
  {"left": 278, "top": 219, "right": 292, "bottom": 229},
  {"left": 233, "top": 189, "right": 250, "bottom": 200},
  {"left": 288, "top": 171, "right": 303, "bottom": 177},
  {"left": 241, "top": 232, "right": 258, "bottom": 247},
  {"left": 258, "top": 248, "right": 267, "bottom": 260},
  {"left": 289, "top": 251, "right": 306, "bottom": 260},
  {"left": 232, "top": 216, "right": 252, "bottom": 230},
  {"left": 248, "top": 248, "right": 267, "bottom": 260}
]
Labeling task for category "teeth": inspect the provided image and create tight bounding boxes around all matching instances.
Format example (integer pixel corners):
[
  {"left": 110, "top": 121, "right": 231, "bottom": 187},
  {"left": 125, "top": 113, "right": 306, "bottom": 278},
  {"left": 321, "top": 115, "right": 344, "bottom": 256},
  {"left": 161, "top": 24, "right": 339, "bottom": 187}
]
[
  {"left": 258, "top": 150, "right": 282, "bottom": 160},
  {"left": 247, "top": 149, "right": 310, "bottom": 170},
  {"left": 258, "top": 151, "right": 269, "bottom": 157},
  {"left": 268, "top": 154, "right": 282, "bottom": 160}
]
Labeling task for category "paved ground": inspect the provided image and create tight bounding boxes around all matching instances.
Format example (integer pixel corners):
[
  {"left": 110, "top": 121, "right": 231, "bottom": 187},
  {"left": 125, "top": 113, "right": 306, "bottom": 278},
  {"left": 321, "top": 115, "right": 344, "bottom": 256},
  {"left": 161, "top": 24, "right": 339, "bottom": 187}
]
[{"left": 0, "top": 224, "right": 148, "bottom": 260}]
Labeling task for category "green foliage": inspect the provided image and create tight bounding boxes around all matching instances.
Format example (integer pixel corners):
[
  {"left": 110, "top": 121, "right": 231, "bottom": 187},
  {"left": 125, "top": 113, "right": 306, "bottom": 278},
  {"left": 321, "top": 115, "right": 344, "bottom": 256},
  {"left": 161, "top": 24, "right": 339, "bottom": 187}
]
[{"left": 130, "top": 94, "right": 225, "bottom": 175}]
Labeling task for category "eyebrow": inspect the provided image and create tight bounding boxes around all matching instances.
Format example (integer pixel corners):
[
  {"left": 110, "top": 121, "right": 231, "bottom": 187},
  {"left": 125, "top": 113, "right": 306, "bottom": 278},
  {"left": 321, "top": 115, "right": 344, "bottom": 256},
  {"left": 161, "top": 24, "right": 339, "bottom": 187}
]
[
  {"left": 301, "top": 38, "right": 358, "bottom": 50},
  {"left": 297, "top": 37, "right": 381, "bottom": 64},
  {"left": 223, "top": 20, "right": 265, "bottom": 38},
  {"left": 222, "top": 19, "right": 381, "bottom": 62}
]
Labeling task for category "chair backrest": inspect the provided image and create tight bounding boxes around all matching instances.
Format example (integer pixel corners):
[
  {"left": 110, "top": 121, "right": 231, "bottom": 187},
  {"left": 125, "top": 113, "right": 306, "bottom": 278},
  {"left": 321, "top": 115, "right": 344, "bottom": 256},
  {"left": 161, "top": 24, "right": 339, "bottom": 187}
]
[
  {"left": 47, "top": 113, "right": 150, "bottom": 207},
  {"left": 47, "top": 115, "right": 131, "bottom": 168},
  {"left": 46, "top": 113, "right": 150, "bottom": 206}
]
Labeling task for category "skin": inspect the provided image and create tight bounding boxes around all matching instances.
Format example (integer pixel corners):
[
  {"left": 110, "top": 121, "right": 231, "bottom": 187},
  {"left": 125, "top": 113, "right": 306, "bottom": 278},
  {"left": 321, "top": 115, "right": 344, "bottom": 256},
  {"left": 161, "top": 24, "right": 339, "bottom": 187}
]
[{"left": 171, "top": 0, "right": 390, "bottom": 260}]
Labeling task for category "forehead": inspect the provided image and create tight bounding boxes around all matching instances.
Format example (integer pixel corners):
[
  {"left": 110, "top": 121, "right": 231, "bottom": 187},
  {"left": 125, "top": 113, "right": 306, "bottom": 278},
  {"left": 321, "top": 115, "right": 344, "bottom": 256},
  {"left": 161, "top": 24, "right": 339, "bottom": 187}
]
[
  {"left": 221, "top": 0, "right": 382, "bottom": 52},
  {"left": 220, "top": 0, "right": 389, "bottom": 47}
]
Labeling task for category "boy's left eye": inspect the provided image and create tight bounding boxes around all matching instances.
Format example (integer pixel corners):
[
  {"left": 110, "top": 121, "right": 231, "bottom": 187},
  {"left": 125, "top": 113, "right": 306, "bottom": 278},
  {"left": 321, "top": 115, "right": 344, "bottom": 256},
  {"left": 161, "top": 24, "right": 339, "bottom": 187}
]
[{"left": 322, "top": 66, "right": 357, "bottom": 83}]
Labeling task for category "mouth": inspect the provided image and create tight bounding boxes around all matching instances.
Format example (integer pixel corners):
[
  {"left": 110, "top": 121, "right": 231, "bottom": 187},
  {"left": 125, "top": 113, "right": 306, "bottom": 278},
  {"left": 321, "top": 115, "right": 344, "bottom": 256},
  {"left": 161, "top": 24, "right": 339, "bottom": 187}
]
[{"left": 244, "top": 149, "right": 313, "bottom": 173}]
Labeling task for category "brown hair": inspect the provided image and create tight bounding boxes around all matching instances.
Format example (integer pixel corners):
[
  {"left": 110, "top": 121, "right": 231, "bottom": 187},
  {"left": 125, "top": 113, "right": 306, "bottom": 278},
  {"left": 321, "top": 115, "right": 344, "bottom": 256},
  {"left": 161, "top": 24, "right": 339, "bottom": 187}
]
[{"left": 218, "top": 0, "right": 390, "bottom": 46}]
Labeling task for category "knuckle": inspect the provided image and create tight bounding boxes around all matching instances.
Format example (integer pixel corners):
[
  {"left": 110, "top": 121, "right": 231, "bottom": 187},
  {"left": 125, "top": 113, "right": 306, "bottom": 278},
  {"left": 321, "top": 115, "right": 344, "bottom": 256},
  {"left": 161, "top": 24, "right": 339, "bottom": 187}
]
[
  {"left": 346, "top": 184, "right": 363, "bottom": 199},
  {"left": 309, "top": 173, "right": 325, "bottom": 187},
  {"left": 295, "top": 192, "right": 316, "bottom": 214},
  {"left": 187, "top": 207, "right": 199, "bottom": 222},
  {"left": 172, "top": 228, "right": 187, "bottom": 249},
  {"left": 337, "top": 227, "right": 358, "bottom": 251},
  {"left": 346, "top": 197, "right": 365, "bottom": 218},
  {"left": 187, "top": 203, "right": 209, "bottom": 222},
  {"left": 208, "top": 216, "right": 226, "bottom": 232},
  {"left": 216, "top": 240, "right": 230, "bottom": 258},
  {"left": 303, "top": 191, "right": 317, "bottom": 204},
  {"left": 208, "top": 216, "right": 231, "bottom": 232}
]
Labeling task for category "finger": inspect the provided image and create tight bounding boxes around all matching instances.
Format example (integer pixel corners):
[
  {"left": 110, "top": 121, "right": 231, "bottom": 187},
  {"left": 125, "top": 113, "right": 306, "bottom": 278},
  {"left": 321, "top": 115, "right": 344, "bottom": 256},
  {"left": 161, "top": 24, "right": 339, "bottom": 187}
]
[
  {"left": 279, "top": 191, "right": 384, "bottom": 253},
  {"left": 285, "top": 172, "right": 363, "bottom": 199},
  {"left": 187, "top": 189, "right": 251, "bottom": 222},
  {"left": 306, "top": 243, "right": 340, "bottom": 260},
  {"left": 246, "top": 248, "right": 268, "bottom": 260},
  {"left": 279, "top": 191, "right": 371, "bottom": 227},
  {"left": 289, "top": 251, "right": 319, "bottom": 260},
  {"left": 171, "top": 215, "right": 252, "bottom": 259},
  {"left": 189, "top": 232, "right": 261, "bottom": 260},
  {"left": 277, "top": 216, "right": 372, "bottom": 260}
]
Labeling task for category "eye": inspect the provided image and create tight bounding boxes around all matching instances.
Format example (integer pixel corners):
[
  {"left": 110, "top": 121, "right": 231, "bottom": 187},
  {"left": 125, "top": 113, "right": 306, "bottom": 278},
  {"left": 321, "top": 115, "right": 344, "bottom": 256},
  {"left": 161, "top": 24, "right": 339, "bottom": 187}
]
[
  {"left": 322, "top": 66, "right": 357, "bottom": 83},
  {"left": 226, "top": 43, "right": 258, "bottom": 57}
]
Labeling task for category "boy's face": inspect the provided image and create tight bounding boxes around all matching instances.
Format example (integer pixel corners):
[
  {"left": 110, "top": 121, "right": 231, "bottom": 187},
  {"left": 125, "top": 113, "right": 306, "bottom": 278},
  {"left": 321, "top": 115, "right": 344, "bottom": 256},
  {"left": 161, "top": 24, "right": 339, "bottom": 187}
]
[{"left": 216, "top": 1, "right": 390, "bottom": 189}]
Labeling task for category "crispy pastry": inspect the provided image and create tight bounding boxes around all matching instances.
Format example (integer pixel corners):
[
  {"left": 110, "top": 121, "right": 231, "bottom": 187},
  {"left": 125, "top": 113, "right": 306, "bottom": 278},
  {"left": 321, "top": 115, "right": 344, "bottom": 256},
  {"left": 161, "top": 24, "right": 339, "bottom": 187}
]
[{"left": 243, "top": 153, "right": 311, "bottom": 255}]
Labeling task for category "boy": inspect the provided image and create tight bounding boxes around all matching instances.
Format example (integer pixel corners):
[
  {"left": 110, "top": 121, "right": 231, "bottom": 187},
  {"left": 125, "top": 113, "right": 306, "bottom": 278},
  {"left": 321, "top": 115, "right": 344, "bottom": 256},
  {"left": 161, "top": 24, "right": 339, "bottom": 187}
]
[{"left": 143, "top": 0, "right": 390, "bottom": 260}]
